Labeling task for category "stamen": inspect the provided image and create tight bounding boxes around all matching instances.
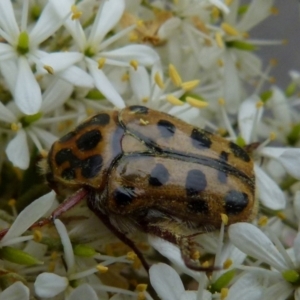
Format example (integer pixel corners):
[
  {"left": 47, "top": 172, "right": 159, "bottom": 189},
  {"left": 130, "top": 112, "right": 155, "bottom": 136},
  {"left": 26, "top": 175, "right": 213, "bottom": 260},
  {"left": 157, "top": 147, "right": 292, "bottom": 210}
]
[
  {"left": 154, "top": 72, "right": 165, "bottom": 89},
  {"left": 71, "top": 5, "right": 82, "bottom": 20},
  {"left": 166, "top": 94, "right": 184, "bottom": 106},
  {"left": 221, "top": 23, "right": 240, "bottom": 36},
  {"left": 169, "top": 64, "right": 182, "bottom": 87},
  {"left": 97, "top": 58, "right": 106, "bottom": 69},
  {"left": 130, "top": 60, "right": 139, "bottom": 70}
]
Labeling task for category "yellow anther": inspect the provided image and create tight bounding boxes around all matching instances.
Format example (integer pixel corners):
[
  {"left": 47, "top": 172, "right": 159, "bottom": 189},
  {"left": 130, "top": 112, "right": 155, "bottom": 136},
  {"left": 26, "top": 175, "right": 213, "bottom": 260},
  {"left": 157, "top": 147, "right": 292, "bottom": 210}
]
[
  {"left": 142, "top": 97, "right": 149, "bottom": 103},
  {"left": 181, "top": 80, "right": 200, "bottom": 91},
  {"left": 44, "top": 65, "right": 54, "bottom": 74},
  {"left": 221, "top": 22, "right": 240, "bottom": 36},
  {"left": 40, "top": 149, "right": 48, "bottom": 158},
  {"left": 217, "top": 127, "right": 227, "bottom": 136},
  {"left": 256, "top": 101, "right": 264, "bottom": 109},
  {"left": 139, "top": 118, "right": 149, "bottom": 125},
  {"left": 133, "top": 257, "right": 142, "bottom": 270},
  {"left": 258, "top": 215, "right": 268, "bottom": 227},
  {"left": 129, "top": 32, "right": 139, "bottom": 42},
  {"left": 282, "top": 39, "right": 288, "bottom": 45},
  {"left": 225, "top": 0, "right": 234, "bottom": 5},
  {"left": 121, "top": 73, "right": 129, "bottom": 81},
  {"left": 211, "top": 7, "right": 220, "bottom": 19},
  {"left": 277, "top": 211, "right": 286, "bottom": 220},
  {"left": 269, "top": 132, "right": 276, "bottom": 141},
  {"left": 218, "top": 98, "right": 225, "bottom": 105},
  {"left": 270, "top": 58, "right": 278, "bottom": 66},
  {"left": 48, "top": 261, "right": 56, "bottom": 272},
  {"left": 97, "top": 264, "right": 108, "bottom": 273},
  {"left": 136, "top": 284, "right": 148, "bottom": 292},
  {"left": 186, "top": 97, "right": 208, "bottom": 108},
  {"left": 270, "top": 6, "right": 279, "bottom": 15},
  {"left": 51, "top": 251, "right": 58, "bottom": 260},
  {"left": 127, "top": 251, "right": 137, "bottom": 261},
  {"left": 136, "top": 19, "right": 144, "bottom": 28},
  {"left": 169, "top": 64, "right": 182, "bottom": 87},
  {"left": 166, "top": 95, "right": 184, "bottom": 106},
  {"left": 130, "top": 60, "right": 139, "bottom": 71},
  {"left": 201, "top": 261, "right": 210, "bottom": 268},
  {"left": 215, "top": 32, "right": 224, "bottom": 48},
  {"left": 138, "top": 292, "right": 146, "bottom": 300},
  {"left": 154, "top": 72, "right": 165, "bottom": 89},
  {"left": 223, "top": 258, "right": 233, "bottom": 269},
  {"left": 33, "top": 230, "right": 43, "bottom": 242},
  {"left": 221, "top": 213, "right": 228, "bottom": 225},
  {"left": 86, "top": 108, "right": 95, "bottom": 116},
  {"left": 8, "top": 199, "right": 16, "bottom": 207},
  {"left": 191, "top": 250, "right": 201, "bottom": 260},
  {"left": 71, "top": 5, "right": 82, "bottom": 20},
  {"left": 221, "top": 288, "right": 229, "bottom": 300},
  {"left": 217, "top": 59, "right": 224, "bottom": 67},
  {"left": 269, "top": 77, "right": 276, "bottom": 84},
  {"left": 242, "top": 31, "right": 249, "bottom": 38},
  {"left": 97, "top": 58, "right": 106, "bottom": 69}
]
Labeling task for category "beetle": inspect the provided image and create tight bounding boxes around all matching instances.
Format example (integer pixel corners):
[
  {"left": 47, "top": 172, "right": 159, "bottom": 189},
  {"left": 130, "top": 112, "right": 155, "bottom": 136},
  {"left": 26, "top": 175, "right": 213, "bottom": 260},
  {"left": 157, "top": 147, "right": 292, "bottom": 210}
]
[
  {"left": 43, "top": 105, "right": 257, "bottom": 271},
  {"left": 2, "top": 105, "right": 256, "bottom": 272}
]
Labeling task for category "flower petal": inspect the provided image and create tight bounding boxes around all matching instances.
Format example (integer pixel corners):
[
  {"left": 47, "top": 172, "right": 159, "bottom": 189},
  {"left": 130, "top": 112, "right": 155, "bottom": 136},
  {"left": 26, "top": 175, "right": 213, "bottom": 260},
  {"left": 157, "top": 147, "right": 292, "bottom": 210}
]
[
  {"left": 34, "top": 273, "right": 68, "bottom": 298},
  {"left": 101, "top": 45, "right": 159, "bottom": 66},
  {"left": 5, "top": 129, "right": 30, "bottom": 170},
  {"left": 260, "top": 147, "right": 300, "bottom": 179},
  {"left": 88, "top": 61, "right": 125, "bottom": 108},
  {"left": 0, "top": 0, "right": 19, "bottom": 42},
  {"left": 149, "top": 263, "right": 184, "bottom": 300},
  {"left": 58, "top": 65, "right": 94, "bottom": 88},
  {"left": 39, "top": 52, "right": 84, "bottom": 73},
  {"left": 89, "top": 0, "right": 125, "bottom": 46},
  {"left": 237, "top": 0, "right": 274, "bottom": 32},
  {"left": 30, "top": 2, "right": 65, "bottom": 45},
  {"left": 238, "top": 95, "right": 263, "bottom": 144},
  {"left": 227, "top": 273, "right": 264, "bottom": 300},
  {"left": 54, "top": 219, "right": 75, "bottom": 272},
  {"left": 1, "top": 192, "right": 56, "bottom": 244},
  {"left": 15, "top": 57, "right": 42, "bottom": 114},
  {"left": 129, "top": 66, "right": 150, "bottom": 102},
  {"left": 0, "top": 281, "right": 29, "bottom": 300},
  {"left": 68, "top": 284, "right": 99, "bottom": 300},
  {"left": 229, "top": 223, "right": 288, "bottom": 271},
  {"left": 255, "top": 164, "right": 286, "bottom": 210}
]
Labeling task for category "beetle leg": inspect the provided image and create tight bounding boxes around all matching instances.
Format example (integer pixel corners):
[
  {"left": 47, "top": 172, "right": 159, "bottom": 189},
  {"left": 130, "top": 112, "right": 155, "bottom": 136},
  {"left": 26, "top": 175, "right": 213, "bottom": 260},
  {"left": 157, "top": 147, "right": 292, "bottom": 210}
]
[
  {"left": 87, "top": 198, "right": 150, "bottom": 273},
  {"left": 141, "top": 222, "right": 220, "bottom": 271}
]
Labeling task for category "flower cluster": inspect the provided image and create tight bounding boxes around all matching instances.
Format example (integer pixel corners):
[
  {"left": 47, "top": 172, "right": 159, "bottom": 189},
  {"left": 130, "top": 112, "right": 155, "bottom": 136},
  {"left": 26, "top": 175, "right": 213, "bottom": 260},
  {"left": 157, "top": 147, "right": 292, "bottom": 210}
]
[{"left": 0, "top": 0, "right": 300, "bottom": 299}]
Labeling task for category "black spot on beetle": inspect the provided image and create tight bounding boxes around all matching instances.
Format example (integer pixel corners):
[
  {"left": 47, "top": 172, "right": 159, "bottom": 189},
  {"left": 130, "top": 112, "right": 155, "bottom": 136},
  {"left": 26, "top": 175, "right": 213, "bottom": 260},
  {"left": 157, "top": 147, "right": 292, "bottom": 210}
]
[
  {"left": 114, "top": 186, "right": 135, "bottom": 207},
  {"left": 229, "top": 142, "right": 250, "bottom": 162},
  {"left": 149, "top": 163, "right": 170, "bottom": 186},
  {"left": 187, "top": 200, "right": 209, "bottom": 213},
  {"left": 59, "top": 131, "right": 76, "bottom": 143},
  {"left": 129, "top": 105, "right": 149, "bottom": 114},
  {"left": 77, "top": 113, "right": 111, "bottom": 130},
  {"left": 186, "top": 169, "right": 207, "bottom": 196},
  {"left": 157, "top": 119, "right": 176, "bottom": 138},
  {"left": 55, "top": 148, "right": 73, "bottom": 165},
  {"left": 219, "top": 151, "right": 229, "bottom": 161},
  {"left": 224, "top": 190, "right": 249, "bottom": 215},
  {"left": 61, "top": 167, "right": 76, "bottom": 180},
  {"left": 190, "top": 128, "right": 212, "bottom": 149},
  {"left": 81, "top": 155, "right": 103, "bottom": 178},
  {"left": 76, "top": 129, "right": 102, "bottom": 151},
  {"left": 217, "top": 171, "right": 227, "bottom": 183}
]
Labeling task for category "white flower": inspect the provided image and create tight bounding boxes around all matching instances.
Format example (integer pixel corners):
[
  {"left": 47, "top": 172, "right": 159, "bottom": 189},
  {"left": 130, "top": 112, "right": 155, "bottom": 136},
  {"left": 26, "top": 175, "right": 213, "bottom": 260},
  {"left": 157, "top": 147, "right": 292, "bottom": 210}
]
[
  {"left": 0, "top": 192, "right": 55, "bottom": 247},
  {"left": 237, "top": 95, "right": 300, "bottom": 210},
  {"left": 50, "top": 0, "right": 159, "bottom": 108},
  {"left": 0, "top": 79, "right": 74, "bottom": 169},
  {"left": 229, "top": 222, "right": 300, "bottom": 299},
  {"left": 0, "top": 0, "right": 92, "bottom": 114},
  {"left": 0, "top": 281, "right": 30, "bottom": 300}
]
